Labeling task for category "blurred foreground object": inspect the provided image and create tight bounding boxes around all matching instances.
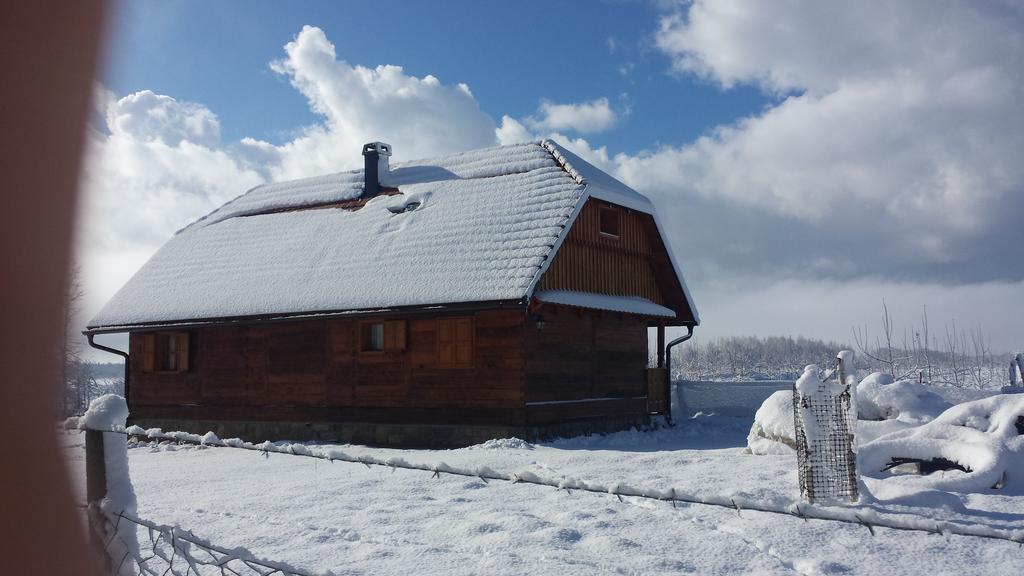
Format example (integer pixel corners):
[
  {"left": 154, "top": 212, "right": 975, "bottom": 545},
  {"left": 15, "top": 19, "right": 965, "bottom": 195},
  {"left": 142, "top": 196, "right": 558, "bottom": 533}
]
[{"left": 0, "top": 1, "right": 108, "bottom": 573}]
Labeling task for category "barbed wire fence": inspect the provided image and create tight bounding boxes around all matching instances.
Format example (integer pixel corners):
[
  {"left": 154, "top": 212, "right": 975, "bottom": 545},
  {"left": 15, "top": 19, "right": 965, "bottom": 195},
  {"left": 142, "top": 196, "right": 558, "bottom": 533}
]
[
  {"left": 83, "top": 428, "right": 320, "bottom": 576},
  {"left": 79, "top": 423, "right": 1024, "bottom": 575},
  {"left": 88, "top": 502, "right": 315, "bottom": 576}
]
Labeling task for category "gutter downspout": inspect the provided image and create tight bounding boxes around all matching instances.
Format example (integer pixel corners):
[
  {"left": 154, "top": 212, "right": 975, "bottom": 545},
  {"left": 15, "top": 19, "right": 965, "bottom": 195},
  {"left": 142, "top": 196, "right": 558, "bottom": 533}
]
[
  {"left": 85, "top": 332, "right": 130, "bottom": 411},
  {"left": 663, "top": 325, "right": 695, "bottom": 426}
]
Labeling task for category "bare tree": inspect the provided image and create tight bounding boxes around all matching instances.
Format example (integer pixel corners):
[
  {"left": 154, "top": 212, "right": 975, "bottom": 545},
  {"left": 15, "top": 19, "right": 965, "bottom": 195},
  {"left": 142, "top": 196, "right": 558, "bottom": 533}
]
[
  {"left": 942, "top": 321, "right": 962, "bottom": 387},
  {"left": 853, "top": 300, "right": 917, "bottom": 380},
  {"left": 60, "top": 268, "right": 97, "bottom": 416}
]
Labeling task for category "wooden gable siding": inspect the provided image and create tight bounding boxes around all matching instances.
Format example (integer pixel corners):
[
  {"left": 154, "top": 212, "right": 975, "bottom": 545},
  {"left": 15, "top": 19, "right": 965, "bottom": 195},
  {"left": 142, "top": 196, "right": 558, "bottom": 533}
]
[
  {"left": 538, "top": 198, "right": 664, "bottom": 305},
  {"left": 128, "top": 309, "right": 526, "bottom": 425},
  {"left": 537, "top": 198, "right": 694, "bottom": 322},
  {"left": 523, "top": 304, "right": 649, "bottom": 424}
]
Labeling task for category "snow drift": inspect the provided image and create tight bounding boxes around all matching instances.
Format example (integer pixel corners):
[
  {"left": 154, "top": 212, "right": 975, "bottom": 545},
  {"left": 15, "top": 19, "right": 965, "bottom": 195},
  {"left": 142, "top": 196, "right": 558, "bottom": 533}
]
[
  {"left": 859, "top": 394, "right": 1024, "bottom": 494},
  {"left": 856, "top": 372, "right": 949, "bottom": 423},
  {"left": 747, "top": 390, "right": 797, "bottom": 455},
  {"left": 748, "top": 372, "right": 951, "bottom": 455}
]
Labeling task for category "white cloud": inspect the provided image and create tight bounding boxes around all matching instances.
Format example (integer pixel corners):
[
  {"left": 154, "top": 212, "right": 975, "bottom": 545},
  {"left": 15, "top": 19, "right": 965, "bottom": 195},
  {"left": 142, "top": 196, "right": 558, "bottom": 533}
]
[
  {"left": 495, "top": 115, "right": 533, "bottom": 146},
  {"left": 106, "top": 90, "right": 222, "bottom": 147},
  {"left": 76, "top": 92, "right": 265, "bottom": 329},
  {"left": 258, "top": 25, "right": 497, "bottom": 179},
  {"left": 526, "top": 97, "right": 619, "bottom": 134},
  {"left": 619, "top": 0, "right": 1024, "bottom": 284}
]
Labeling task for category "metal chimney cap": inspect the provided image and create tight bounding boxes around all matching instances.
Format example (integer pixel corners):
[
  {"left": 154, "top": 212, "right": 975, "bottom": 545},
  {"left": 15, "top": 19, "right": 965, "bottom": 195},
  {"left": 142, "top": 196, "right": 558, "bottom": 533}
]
[{"left": 362, "top": 142, "right": 392, "bottom": 156}]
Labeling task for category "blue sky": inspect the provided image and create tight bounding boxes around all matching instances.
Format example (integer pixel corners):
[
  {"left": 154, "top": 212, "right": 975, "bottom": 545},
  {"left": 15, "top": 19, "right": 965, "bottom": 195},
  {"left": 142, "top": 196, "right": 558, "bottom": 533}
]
[
  {"left": 80, "top": 0, "right": 1024, "bottom": 355},
  {"left": 102, "top": 0, "right": 771, "bottom": 152}
]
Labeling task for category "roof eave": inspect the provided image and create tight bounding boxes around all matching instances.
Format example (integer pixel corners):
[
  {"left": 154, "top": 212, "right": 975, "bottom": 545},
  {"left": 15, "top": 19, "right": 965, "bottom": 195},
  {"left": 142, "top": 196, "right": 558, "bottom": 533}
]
[{"left": 83, "top": 299, "right": 529, "bottom": 335}]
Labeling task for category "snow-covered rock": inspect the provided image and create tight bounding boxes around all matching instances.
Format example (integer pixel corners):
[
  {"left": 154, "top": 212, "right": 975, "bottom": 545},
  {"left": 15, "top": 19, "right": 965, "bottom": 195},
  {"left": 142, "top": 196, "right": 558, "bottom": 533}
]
[{"left": 859, "top": 394, "right": 1024, "bottom": 494}]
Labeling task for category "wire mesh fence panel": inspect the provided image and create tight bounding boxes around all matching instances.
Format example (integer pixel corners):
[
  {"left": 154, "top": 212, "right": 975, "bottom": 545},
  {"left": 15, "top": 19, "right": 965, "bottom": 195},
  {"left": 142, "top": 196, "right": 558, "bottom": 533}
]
[
  {"left": 89, "top": 505, "right": 316, "bottom": 576},
  {"left": 793, "top": 372, "right": 858, "bottom": 504}
]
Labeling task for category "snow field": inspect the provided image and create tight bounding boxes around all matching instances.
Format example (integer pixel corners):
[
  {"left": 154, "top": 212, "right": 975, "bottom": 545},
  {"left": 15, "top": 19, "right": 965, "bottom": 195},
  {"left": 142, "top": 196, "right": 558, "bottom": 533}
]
[{"left": 63, "top": 414, "right": 1024, "bottom": 575}]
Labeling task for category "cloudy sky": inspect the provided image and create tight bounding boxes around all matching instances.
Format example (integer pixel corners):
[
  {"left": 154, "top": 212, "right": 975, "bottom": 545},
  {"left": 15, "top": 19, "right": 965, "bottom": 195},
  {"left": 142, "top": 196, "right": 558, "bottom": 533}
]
[{"left": 79, "top": 0, "right": 1024, "bottom": 357}]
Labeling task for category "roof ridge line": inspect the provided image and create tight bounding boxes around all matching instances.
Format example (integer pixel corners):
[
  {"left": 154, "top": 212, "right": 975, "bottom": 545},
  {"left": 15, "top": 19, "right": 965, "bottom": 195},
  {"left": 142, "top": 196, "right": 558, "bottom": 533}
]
[{"left": 541, "top": 140, "right": 586, "bottom": 186}]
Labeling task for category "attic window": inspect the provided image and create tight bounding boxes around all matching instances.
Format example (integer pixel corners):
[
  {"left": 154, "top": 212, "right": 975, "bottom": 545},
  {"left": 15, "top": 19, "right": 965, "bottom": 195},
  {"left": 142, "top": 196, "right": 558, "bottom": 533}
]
[{"left": 599, "top": 206, "right": 620, "bottom": 237}]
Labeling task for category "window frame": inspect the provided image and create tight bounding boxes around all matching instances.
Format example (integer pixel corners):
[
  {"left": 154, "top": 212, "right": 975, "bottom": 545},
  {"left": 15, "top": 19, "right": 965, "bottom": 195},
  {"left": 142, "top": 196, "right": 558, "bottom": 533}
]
[
  {"left": 598, "top": 205, "right": 621, "bottom": 238},
  {"left": 360, "top": 322, "right": 386, "bottom": 353},
  {"left": 359, "top": 320, "right": 406, "bottom": 355},
  {"left": 141, "top": 331, "right": 190, "bottom": 374}
]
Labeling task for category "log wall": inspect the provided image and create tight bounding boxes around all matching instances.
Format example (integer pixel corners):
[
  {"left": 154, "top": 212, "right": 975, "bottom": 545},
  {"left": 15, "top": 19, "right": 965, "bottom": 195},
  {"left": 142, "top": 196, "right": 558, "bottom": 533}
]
[
  {"left": 128, "top": 309, "right": 527, "bottom": 425},
  {"left": 523, "top": 305, "right": 650, "bottom": 424}
]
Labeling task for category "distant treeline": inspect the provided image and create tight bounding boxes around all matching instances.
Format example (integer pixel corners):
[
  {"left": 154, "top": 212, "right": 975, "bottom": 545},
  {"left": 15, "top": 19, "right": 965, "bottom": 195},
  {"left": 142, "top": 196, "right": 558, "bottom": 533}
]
[
  {"left": 666, "top": 333, "right": 1015, "bottom": 389},
  {"left": 667, "top": 335, "right": 847, "bottom": 382},
  {"left": 89, "top": 362, "right": 125, "bottom": 379}
]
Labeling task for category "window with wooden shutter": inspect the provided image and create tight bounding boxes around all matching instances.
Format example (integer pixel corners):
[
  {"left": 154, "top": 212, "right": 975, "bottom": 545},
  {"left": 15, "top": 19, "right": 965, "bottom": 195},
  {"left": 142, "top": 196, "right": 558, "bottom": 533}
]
[
  {"left": 437, "top": 317, "right": 474, "bottom": 369},
  {"left": 142, "top": 331, "right": 190, "bottom": 373},
  {"left": 361, "top": 320, "right": 406, "bottom": 353}
]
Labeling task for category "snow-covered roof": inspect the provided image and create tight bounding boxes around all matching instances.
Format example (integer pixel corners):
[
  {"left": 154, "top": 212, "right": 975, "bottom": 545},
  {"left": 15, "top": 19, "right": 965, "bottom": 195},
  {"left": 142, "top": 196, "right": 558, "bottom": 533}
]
[{"left": 88, "top": 140, "right": 698, "bottom": 331}]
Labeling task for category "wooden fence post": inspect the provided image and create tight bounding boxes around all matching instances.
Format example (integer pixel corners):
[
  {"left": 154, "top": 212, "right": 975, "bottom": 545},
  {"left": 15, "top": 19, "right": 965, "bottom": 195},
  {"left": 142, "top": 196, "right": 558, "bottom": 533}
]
[
  {"left": 85, "top": 429, "right": 107, "bottom": 504},
  {"left": 85, "top": 429, "right": 112, "bottom": 573}
]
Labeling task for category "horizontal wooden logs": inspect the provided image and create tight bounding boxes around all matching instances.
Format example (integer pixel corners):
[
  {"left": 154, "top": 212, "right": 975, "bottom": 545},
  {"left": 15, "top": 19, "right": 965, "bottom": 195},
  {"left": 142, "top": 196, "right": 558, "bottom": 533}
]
[{"left": 129, "top": 309, "right": 526, "bottom": 422}]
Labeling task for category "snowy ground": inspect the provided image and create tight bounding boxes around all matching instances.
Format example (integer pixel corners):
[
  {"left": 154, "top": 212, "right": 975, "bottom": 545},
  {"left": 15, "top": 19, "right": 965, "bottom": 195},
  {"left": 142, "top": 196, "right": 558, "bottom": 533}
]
[{"left": 63, "top": 412, "right": 1024, "bottom": 576}]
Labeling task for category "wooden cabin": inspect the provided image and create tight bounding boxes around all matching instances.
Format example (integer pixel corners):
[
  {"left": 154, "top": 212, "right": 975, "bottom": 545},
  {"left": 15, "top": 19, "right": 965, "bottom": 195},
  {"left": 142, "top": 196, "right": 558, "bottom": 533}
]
[{"left": 86, "top": 140, "right": 699, "bottom": 446}]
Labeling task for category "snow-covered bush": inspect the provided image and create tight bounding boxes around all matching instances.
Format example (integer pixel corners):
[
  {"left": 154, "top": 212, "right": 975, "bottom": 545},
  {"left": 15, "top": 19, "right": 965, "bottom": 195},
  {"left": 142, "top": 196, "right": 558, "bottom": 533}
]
[
  {"left": 856, "top": 372, "right": 949, "bottom": 423},
  {"left": 747, "top": 390, "right": 797, "bottom": 455},
  {"left": 859, "top": 394, "right": 1024, "bottom": 494}
]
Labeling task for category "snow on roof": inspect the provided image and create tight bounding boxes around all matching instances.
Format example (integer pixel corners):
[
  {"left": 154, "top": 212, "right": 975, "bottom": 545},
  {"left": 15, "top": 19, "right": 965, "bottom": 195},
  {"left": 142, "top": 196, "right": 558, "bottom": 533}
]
[
  {"left": 534, "top": 290, "right": 675, "bottom": 318},
  {"left": 89, "top": 140, "right": 696, "bottom": 330}
]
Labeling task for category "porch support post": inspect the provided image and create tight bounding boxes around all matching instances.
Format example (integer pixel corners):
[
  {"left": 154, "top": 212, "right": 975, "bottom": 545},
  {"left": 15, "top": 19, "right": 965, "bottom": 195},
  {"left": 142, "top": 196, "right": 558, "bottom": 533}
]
[{"left": 656, "top": 323, "right": 665, "bottom": 368}]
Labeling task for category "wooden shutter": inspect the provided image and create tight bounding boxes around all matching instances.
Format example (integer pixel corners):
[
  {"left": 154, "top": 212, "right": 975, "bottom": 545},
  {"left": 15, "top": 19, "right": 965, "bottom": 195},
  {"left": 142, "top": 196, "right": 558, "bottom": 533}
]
[
  {"left": 141, "top": 334, "right": 155, "bottom": 372},
  {"left": 385, "top": 320, "right": 406, "bottom": 351},
  {"left": 175, "top": 332, "right": 190, "bottom": 372},
  {"left": 437, "top": 318, "right": 473, "bottom": 368},
  {"left": 437, "top": 319, "right": 454, "bottom": 366},
  {"left": 454, "top": 319, "right": 473, "bottom": 367}
]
